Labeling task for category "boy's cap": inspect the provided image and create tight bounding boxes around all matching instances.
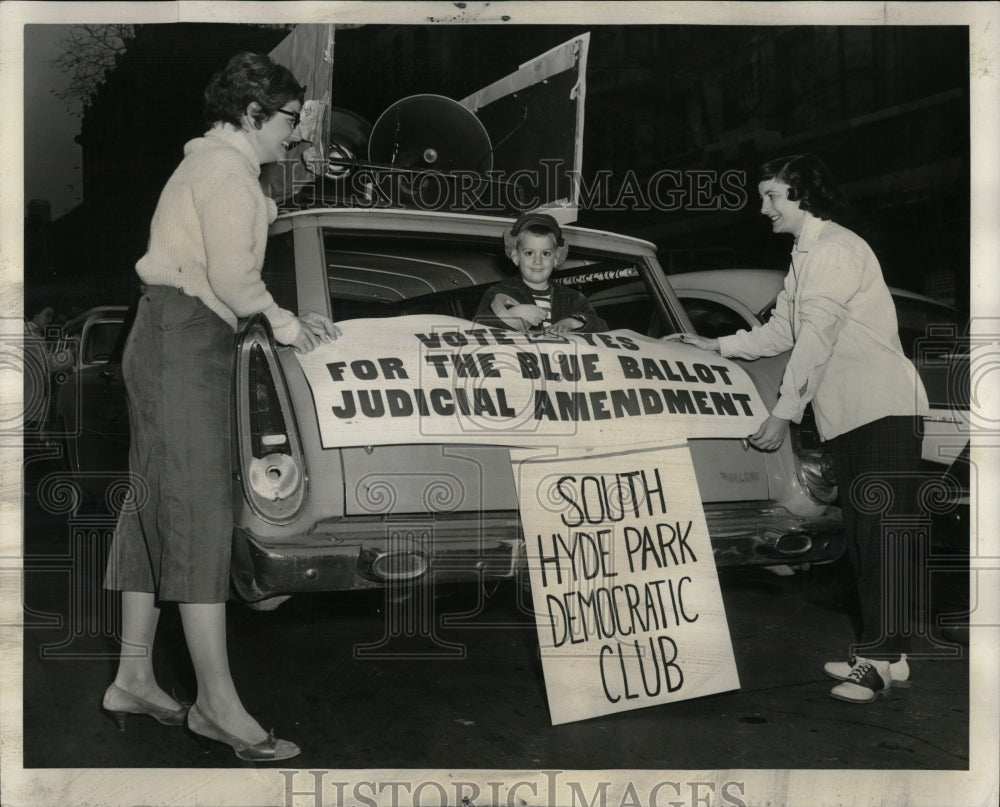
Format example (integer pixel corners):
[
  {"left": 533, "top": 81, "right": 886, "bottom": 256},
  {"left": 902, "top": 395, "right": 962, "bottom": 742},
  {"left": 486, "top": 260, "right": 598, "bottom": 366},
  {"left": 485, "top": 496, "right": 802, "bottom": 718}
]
[{"left": 509, "top": 212, "right": 565, "bottom": 245}]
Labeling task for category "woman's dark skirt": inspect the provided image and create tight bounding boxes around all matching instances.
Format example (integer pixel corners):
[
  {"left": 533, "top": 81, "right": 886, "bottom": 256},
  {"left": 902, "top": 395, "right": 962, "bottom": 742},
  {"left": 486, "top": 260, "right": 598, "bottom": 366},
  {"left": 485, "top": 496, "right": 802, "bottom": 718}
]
[{"left": 104, "top": 285, "right": 234, "bottom": 603}]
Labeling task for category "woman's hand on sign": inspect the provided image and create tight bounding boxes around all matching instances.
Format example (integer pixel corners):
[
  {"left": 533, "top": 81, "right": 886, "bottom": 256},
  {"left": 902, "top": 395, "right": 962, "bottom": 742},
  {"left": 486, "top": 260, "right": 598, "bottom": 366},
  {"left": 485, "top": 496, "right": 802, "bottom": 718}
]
[
  {"left": 747, "top": 414, "right": 790, "bottom": 452},
  {"left": 290, "top": 313, "right": 340, "bottom": 354},
  {"left": 300, "top": 311, "right": 341, "bottom": 342},
  {"left": 289, "top": 326, "right": 321, "bottom": 354},
  {"left": 664, "top": 333, "right": 720, "bottom": 352}
]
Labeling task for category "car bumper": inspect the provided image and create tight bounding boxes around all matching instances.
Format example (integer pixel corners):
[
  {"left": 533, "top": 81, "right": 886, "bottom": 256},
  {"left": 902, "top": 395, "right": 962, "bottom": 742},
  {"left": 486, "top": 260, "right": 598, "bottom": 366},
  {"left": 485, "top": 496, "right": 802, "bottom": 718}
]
[
  {"left": 702, "top": 502, "right": 844, "bottom": 567},
  {"left": 231, "top": 503, "right": 844, "bottom": 600},
  {"left": 230, "top": 517, "right": 524, "bottom": 601}
]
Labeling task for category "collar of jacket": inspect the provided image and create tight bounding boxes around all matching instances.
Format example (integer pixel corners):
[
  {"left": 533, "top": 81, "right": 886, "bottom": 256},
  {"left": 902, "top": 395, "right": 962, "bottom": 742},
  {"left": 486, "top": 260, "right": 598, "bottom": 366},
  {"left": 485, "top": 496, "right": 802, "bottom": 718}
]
[{"left": 793, "top": 214, "right": 829, "bottom": 254}]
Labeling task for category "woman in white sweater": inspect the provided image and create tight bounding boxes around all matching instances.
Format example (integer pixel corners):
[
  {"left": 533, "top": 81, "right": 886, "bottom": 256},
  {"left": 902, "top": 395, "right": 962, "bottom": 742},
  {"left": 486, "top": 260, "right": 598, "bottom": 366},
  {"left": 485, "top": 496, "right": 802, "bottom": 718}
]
[{"left": 102, "top": 52, "right": 338, "bottom": 761}]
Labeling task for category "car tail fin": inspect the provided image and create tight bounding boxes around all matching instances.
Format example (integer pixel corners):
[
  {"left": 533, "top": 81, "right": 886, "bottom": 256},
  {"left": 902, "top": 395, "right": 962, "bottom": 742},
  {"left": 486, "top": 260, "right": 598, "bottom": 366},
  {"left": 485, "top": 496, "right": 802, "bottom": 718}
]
[
  {"left": 791, "top": 406, "right": 838, "bottom": 504},
  {"left": 234, "top": 316, "right": 307, "bottom": 523}
]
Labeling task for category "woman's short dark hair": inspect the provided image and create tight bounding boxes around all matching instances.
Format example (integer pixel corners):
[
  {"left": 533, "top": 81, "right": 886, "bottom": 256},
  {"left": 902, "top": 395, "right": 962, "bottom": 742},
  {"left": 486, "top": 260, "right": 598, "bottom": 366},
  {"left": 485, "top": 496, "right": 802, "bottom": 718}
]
[
  {"left": 757, "top": 154, "right": 846, "bottom": 221},
  {"left": 203, "top": 52, "right": 305, "bottom": 128}
]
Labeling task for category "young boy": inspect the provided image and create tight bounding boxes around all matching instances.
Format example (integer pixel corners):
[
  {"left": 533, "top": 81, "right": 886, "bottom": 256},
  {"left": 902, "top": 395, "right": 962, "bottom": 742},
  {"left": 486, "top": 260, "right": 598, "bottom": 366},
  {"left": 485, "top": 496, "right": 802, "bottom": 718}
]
[{"left": 474, "top": 212, "right": 607, "bottom": 334}]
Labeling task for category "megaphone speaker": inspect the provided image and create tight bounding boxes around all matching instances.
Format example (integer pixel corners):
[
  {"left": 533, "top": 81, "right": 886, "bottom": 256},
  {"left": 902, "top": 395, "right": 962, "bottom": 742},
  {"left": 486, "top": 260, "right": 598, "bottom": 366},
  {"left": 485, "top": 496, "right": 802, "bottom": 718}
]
[
  {"left": 368, "top": 94, "right": 493, "bottom": 174},
  {"left": 326, "top": 107, "right": 372, "bottom": 180}
]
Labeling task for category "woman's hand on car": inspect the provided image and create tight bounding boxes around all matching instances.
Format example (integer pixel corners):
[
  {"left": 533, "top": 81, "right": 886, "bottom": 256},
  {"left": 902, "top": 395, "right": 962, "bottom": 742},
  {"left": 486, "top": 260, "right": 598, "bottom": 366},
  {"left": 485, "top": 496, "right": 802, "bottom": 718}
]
[
  {"left": 662, "top": 333, "right": 720, "bottom": 352},
  {"left": 290, "top": 312, "right": 341, "bottom": 353},
  {"left": 747, "top": 414, "right": 790, "bottom": 451}
]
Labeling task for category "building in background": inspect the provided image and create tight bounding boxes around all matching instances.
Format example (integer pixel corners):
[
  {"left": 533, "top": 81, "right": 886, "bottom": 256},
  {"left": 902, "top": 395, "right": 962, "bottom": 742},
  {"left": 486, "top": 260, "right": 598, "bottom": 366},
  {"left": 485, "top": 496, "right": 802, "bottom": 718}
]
[{"left": 36, "top": 23, "right": 969, "bottom": 311}]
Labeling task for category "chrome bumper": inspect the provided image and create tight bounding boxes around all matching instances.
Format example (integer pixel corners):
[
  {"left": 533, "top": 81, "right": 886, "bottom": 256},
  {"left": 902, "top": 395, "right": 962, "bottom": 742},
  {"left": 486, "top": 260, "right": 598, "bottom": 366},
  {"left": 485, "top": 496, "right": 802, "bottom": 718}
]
[
  {"left": 703, "top": 503, "right": 844, "bottom": 567},
  {"left": 231, "top": 504, "right": 844, "bottom": 600},
  {"left": 230, "top": 517, "right": 523, "bottom": 601}
]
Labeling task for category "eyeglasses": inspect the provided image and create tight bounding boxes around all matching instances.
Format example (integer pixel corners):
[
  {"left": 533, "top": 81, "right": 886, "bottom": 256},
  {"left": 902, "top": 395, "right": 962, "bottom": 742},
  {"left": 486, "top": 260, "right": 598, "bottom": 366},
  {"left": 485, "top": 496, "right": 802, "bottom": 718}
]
[{"left": 275, "top": 108, "right": 301, "bottom": 128}]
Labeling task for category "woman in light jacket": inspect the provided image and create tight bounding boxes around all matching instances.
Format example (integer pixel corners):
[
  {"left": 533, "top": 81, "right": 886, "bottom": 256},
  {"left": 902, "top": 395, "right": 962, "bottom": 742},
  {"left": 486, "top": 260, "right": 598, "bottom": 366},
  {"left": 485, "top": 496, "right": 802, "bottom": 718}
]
[{"left": 679, "top": 154, "right": 928, "bottom": 704}]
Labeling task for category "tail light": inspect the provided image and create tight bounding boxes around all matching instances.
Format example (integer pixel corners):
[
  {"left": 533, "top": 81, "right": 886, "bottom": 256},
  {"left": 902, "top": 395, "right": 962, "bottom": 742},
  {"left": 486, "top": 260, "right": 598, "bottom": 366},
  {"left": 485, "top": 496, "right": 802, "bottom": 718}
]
[
  {"left": 234, "top": 316, "right": 306, "bottom": 523},
  {"left": 791, "top": 405, "right": 837, "bottom": 504}
]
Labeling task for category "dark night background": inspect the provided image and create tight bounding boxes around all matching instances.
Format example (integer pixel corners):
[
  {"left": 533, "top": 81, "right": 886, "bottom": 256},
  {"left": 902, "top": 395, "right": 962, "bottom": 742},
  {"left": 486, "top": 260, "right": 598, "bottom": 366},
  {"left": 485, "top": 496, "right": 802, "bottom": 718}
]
[{"left": 24, "top": 22, "right": 970, "bottom": 321}]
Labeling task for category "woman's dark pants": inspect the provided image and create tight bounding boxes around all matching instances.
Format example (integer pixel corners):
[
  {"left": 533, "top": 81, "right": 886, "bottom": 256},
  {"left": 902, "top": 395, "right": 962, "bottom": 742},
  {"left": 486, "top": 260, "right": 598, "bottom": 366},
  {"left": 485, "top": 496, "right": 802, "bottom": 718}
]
[{"left": 829, "top": 415, "right": 925, "bottom": 659}]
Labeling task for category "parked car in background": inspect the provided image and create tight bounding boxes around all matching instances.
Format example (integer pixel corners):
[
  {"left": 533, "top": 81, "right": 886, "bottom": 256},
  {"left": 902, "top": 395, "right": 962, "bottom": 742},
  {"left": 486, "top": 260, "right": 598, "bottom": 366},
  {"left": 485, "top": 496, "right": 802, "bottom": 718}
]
[{"left": 53, "top": 306, "right": 129, "bottom": 496}]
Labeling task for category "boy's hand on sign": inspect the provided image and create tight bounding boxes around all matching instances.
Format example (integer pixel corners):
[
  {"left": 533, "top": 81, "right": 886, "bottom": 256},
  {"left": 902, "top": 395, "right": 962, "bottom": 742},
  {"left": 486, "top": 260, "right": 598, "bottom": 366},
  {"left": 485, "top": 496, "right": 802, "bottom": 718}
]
[
  {"left": 505, "top": 304, "right": 547, "bottom": 327},
  {"left": 548, "top": 317, "right": 582, "bottom": 334},
  {"left": 491, "top": 293, "right": 520, "bottom": 314}
]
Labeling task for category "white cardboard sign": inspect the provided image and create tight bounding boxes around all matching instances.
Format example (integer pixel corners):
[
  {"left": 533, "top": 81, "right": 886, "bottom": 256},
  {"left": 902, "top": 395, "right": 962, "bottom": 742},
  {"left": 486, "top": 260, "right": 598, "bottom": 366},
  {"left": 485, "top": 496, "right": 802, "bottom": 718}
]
[
  {"left": 512, "top": 443, "right": 740, "bottom": 724},
  {"left": 295, "top": 314, "right": 765, "bottom": 450}
]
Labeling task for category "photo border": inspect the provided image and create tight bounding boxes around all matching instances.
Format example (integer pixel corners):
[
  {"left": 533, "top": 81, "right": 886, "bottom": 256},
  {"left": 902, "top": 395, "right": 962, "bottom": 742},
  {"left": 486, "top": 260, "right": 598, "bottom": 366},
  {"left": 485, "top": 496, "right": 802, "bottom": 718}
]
[{"left": 2, "top": 2, "right": 997, "bottom": 805}]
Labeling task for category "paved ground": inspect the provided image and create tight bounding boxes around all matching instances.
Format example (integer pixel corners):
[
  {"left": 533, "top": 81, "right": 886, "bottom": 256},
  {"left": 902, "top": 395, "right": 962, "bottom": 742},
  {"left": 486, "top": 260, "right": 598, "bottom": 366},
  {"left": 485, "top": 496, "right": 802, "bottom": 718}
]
[{"left": 15, "top": 449, "right": 972, "bottom": 774}]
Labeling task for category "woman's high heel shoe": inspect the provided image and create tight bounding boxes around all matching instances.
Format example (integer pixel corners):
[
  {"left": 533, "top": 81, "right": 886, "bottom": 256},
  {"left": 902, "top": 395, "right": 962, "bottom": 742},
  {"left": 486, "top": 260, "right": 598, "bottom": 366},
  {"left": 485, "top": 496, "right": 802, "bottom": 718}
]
[
  {"left": 186, "top": 703, "right": 300, "bottom": 762},
  {"left": 102, "top": 683, "right": 190, "bottom": 731}
]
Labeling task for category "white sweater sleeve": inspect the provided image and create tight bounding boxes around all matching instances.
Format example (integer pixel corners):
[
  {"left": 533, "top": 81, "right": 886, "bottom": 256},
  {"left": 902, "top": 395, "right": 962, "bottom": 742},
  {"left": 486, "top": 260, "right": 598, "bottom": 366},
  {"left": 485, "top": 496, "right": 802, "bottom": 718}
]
[{"left": 198, "top": 175, "right": 301, "bottom": 345}]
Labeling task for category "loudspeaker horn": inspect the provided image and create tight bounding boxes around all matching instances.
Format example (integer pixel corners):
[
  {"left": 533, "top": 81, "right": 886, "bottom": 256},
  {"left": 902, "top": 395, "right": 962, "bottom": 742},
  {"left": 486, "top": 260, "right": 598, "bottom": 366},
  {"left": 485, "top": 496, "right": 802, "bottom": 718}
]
[
  {"left": 325, "top": 107, "right": 372, "bottom": 180},
  {"left": 368, "top": 94, "right": 493, "bottom": 175}
]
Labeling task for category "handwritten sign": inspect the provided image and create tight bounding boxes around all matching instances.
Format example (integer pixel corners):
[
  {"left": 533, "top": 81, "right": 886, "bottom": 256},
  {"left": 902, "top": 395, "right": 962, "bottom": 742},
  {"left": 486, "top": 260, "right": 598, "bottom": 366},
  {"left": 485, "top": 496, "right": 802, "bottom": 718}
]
[
  {"left": 512, "top": 444, "right": 740, "bottom": 724},
  {"left": 295, "top": 315, "right": 764, "bottom": 449}
]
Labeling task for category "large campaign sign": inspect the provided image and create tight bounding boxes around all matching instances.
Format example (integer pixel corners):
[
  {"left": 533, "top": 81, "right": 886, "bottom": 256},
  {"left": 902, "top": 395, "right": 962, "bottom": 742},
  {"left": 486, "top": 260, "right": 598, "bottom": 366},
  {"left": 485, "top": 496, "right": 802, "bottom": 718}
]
[
  {"left": 295, "top": 314, "right": 757, "bottom": 723},
  {"left": 294, "top": 315, "right": 764, "bottom": 449},
  {"left": 512, "top": 445, "right": 740, "bottom": 724}
]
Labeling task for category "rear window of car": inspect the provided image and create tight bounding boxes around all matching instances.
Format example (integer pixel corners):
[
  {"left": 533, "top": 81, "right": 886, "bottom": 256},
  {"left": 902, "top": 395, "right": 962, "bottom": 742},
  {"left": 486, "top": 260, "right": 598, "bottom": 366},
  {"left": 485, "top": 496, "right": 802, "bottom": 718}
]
[{"left": 317, "top": 231, "right": 678, "bottom": 335}]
